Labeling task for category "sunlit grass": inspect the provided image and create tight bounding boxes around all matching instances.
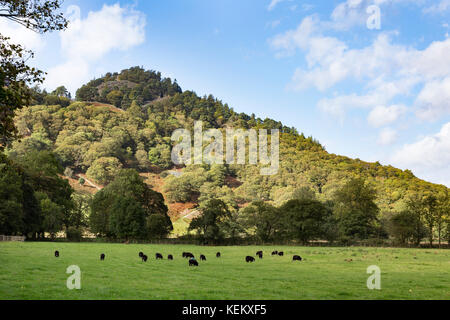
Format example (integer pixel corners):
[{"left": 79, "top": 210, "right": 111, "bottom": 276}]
[{"left": 0, "top": 242, "right": 448, "bottom": 300}]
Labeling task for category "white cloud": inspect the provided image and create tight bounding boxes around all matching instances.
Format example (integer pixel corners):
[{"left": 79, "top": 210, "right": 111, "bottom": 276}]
[
  {"left": 329, "top": 0, "right": 367, "bottom": 31},
  {"left": 423, "top": 0, "right": 450, "bottom": 14},
  {"left": 269, "top": 15, "right": 318, "bottom": 55},
  {"left": 268, "top": 0, "right": 285, "bottom": 11},
  {"left": 391, "top": 122, "right": 450, "bottom": 186},
  {"left": 0, "top": 19, "right": 45, "bottom": 51},
  {"left": 328, "top": 0, "right": 426, "bottom": 30},
  {"left": 45, "top": 3, "right": 146, "bottom": 93},
  {"left": 317, "top": 91, "right": 390, "bottom": 120},
  {"left": 368, "top": 105, "right": 408, "bottom": 127},
  {"left": 415, "top": 77, "right": 450, "bottom": 120},
  {"left": 272, "top": 31, "right": 417, "bottom": 91},
  {"left": 378, "top": 127, "right": 398, "bottom": 145},
  {"left": 269, "top": 0, "right": 450, "bottom": 185},
  {"left": 270, "top": 11, "right": 450, "bottom": 121}
]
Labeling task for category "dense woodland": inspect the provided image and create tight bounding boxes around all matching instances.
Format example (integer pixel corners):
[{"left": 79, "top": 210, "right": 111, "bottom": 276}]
[{"left": 1, "top": 66, "right": 449, "bottom": 246}]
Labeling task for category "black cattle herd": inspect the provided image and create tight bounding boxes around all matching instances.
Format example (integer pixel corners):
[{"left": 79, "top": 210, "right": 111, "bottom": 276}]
[{"left": 53, "top": 249, "right": 303, "bottom": 266}]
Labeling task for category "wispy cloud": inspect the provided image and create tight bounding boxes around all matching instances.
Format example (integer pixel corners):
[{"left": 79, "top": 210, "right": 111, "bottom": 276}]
[
  {"left": 423, "top": 0, "right": 450, "bottom": 14},
  {"left": 45, "top": 3, "right": 146, "bottom": 93},
  {"left": 267, "top": 0, "right": 285, "bottom": 11},
  {"left": 269, "top": 0, "right": 450, "bottom": 185}
]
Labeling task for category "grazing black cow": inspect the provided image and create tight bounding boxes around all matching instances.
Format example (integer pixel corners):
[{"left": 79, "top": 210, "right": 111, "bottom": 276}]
[
  {"left": 293, "top": 255, "right": 302, "bottom": 261},
  {"left": 216, "top": 252, "right": 221, "bottom": 258},
  {"left": 278, "top": 251, "right": 284, "bottom": 256},
  {"left": 271, "top": 250, "right": 278, "bottom": 256},
  {"left": 142, "top": 254, "right": 148, "bottom": 262},
  {"left": 182, "top": 252, "right": 187, "bottom": 258},
  {"left": 184, "top": 252, "right": 194, "bottom": 258},
  {"left": 54, "top": 250, "right": 59, "bottom": 257},
  {"left": 246, "top": 256, "right": 255, "bottom": 263},
  {"left": 189, "top": 258, "right": 198, "bottom": 266},
  {"left": 200, "top": 254, "right": 206, "bottom": 261},
  {"left": 139, "top": 252, "right": 144, "bottom": 258},
  {"left": 256, "top": 251, "right": 263, "bottom": 259},
  {"left": 156, "top": 253, "right": 163, "bottom": 260},
  {"left": 168, "top": 254, "right": 173, "bottom": 260},
  {"left": 100, "top": 253, "right": 105, "bottom": 260}
]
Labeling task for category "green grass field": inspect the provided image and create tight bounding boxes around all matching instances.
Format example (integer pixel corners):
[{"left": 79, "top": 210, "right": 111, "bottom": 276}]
[{"left": 0, "top": 242, "right": 449, "bottom": 300}]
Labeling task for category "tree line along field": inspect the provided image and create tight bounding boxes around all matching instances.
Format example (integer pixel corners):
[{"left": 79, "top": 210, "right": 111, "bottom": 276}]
[{"left": 0, "top": 242, "right": 448, "bottom": 300}]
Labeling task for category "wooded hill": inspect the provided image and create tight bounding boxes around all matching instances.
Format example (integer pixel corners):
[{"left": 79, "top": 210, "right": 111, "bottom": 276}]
[{"left": 7, "top": 66, "right": 448, "bottom": 234}]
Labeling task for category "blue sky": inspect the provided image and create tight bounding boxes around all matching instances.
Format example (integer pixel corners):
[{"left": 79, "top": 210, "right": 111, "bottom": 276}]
[{"left": 3, "top": 0, "right": 450, "bottom": 186}]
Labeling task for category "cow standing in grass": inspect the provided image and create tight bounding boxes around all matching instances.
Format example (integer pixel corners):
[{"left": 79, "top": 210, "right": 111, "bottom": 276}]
[
  {"left": 293, "top": 255, "right": 302, "bottom": 261},
  {"left": 168, "top": 254, "right": 173, "bottom": 260},
  {"left": 200, "top": 254, "right": 206, "bottom": 261},
  {"left": 246, "top": 256, "right": 255, "bottom": 263},
  {"left": 142, "top": 254, "right": 148, "bottom": 262},
  {"left": 256, "top": 251, "right": 263, "bottom": 259},
  {"left": 100, "top": 253, "right": 105, "bottom": 261},
  {"left": 156, "top": 253, "right": 163, "bottom": 260},
  {"left": 278, "top": 251, "right": 284, "bottom": 256},
  {"left": 271, "top": 251, "right": 278, "bottom": 256},
  {"left": 54, "top": 251, "right": 59, "bottom": 258},
  {"left": 216, "top": 252, "right": 221, "bottom": 258}
]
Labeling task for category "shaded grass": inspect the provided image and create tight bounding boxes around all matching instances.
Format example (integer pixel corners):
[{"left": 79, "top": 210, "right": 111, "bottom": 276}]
[{"left": 0, "top": 242, "right": 449, "bottom": 300}]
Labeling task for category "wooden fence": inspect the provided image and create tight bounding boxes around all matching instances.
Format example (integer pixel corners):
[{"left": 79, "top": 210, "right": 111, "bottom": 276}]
[{"left": 0, "top": 235, "right": 26, "bottom": 242}]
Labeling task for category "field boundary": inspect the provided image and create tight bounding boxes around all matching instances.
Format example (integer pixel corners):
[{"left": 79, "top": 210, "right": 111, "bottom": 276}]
[
  {"left": 0, "top": 235, "right": 26, "bottom": 242},
  {"left": 21, "top": 237, "right": 450, "bottom": 249}
]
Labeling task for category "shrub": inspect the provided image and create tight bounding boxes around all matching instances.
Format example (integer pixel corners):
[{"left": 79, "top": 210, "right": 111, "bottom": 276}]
[
  {"left": 64, "top": 167, "right": 74, "bottom": 178},
  {"left": 66, "top": 227, "right": 83, "bottom": 242}
]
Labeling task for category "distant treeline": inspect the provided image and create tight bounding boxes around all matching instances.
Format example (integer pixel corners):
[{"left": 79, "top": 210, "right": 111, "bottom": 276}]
[{"left": 1, "top": 149, "right": 449, "bottom": 247}]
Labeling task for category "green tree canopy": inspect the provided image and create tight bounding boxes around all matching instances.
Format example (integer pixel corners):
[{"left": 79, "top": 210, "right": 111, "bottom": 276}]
[
  {"left": 188, "top": 199, "right": 231, "bottom": 243},
  {"left": 90, "top": 169, "right": 172, "bottom": 239},
  {"left": 240, "top": 201, "right": 281, "bottom": 242},
  {"left": 279, "top": 199, "right": 329, "bottom": 244},
  {"left": 333, "top": 178, "right": 379, "bottom": 240}
]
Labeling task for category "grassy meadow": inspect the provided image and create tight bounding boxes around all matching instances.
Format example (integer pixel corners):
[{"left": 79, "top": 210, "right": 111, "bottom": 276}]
[{"left": 0, "top": 242, "right": 449, "bottom": 300}]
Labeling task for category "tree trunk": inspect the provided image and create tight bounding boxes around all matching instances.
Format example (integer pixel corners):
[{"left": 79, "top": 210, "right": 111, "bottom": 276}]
[
  {"left": 429, "top": 226, "right": 433, "bottom": 247},
  {"left": 438, "top": 227, "right": 441, "bottom": 248}
]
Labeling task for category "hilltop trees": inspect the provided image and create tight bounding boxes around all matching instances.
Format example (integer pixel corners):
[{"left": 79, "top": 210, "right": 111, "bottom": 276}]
[{"left": 75, "top": 66, "right": 182, "bottom": 108}]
